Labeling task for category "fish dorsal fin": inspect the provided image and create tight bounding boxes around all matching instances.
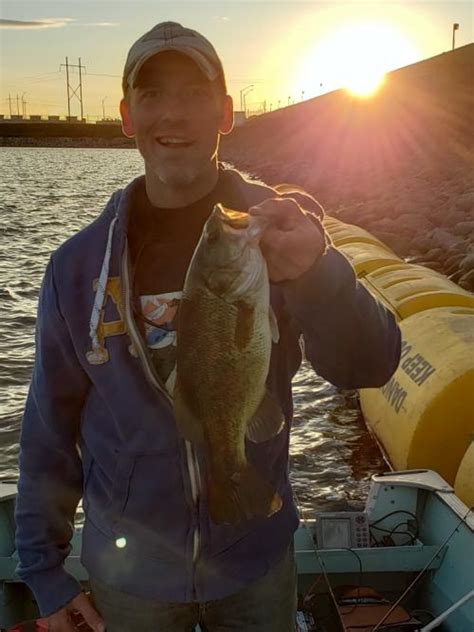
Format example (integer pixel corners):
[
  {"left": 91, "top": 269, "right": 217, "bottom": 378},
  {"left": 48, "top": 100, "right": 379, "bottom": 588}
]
[
  {"left": 246, "top": 390, "right": 285, "bottom": 443},
  {"left": 269, "top": 306, "right": 279, "bottom": 344},
  {"left": 173, "top": 381, "right": 205, "bottom": 445}
]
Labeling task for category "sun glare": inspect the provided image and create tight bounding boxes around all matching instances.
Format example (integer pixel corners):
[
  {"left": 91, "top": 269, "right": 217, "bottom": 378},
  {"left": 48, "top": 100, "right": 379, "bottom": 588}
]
[
  {"left": 294, "top": 21, "right": 420, "bottom": 99},
  {"left": 347, "top": 71, "right": 385, "bottom": 98}
]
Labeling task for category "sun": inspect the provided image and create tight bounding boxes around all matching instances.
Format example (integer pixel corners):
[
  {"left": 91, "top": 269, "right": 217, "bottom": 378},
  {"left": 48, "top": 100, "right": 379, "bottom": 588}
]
[
  {"left": 337, "top": 24, "right": 392, "bottom": 97},
  {"left": 346, "top": 70, "right": 385, "bottom": 98},
  {"left": 294, "top": 21, "right": 420, "bottom": 99}
]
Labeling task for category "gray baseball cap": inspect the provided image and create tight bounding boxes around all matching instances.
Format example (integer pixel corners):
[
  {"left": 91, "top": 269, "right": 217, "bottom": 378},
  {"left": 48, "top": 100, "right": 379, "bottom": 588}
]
[{"left": 123, "top": 21, "right": 226, "bottom": 93}]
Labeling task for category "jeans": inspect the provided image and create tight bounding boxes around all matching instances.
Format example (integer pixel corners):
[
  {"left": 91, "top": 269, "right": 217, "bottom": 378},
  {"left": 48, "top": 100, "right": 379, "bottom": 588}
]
[{"left": 89, "top": 544, "right": 297, "bottom": 631}]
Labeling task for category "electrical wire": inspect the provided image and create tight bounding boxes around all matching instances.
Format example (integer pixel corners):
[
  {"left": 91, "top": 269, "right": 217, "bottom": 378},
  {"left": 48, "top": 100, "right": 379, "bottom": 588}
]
[
  {"left": 338, "top": 547, "right": 364, "bottom": 614},
  {"left": 369, "top": 509, "right": 419, "bottom": 546},
  {"left": 372, "top": 505, "right": 474, "bottom": 632},
  {"left": 293, "top": 488, "right": 348, "bottom": 631},
  {"left": 370, "top": 509, "right": 418, "bottom": 528},
  {"left": 370, "top": 521, "right": 417, "bottom": 545}
]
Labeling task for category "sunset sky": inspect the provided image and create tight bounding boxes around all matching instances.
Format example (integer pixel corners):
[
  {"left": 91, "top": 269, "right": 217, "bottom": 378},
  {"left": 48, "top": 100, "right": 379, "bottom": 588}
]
[{"left": 0, "top": 1, "right": 472, "bottom": 119}]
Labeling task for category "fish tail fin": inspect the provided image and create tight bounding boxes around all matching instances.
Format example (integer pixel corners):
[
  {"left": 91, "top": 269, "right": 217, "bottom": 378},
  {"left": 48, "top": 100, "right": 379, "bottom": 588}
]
[{"left": 209, "top": 464, "right": 282, "bottom": 525}]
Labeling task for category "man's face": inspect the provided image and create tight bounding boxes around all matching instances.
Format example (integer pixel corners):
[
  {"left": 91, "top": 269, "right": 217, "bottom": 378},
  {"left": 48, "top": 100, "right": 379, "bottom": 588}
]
[{"left": 120, "top": 52, "right": 233, "bottom": 189}]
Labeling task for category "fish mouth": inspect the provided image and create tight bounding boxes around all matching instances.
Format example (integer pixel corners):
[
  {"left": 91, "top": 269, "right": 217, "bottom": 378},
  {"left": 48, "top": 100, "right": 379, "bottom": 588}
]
[
  {"left": 214, "top": 205, "right": 269, "bottom": 243},
  {"left": 216, "top": 205, "right": 250, "bottom": 229}
]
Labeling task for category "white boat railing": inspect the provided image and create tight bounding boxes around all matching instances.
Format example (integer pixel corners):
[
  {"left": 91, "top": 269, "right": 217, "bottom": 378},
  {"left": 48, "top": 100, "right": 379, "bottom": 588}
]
[{"left": 420, "top": 589, "right": 474, "bottom": 631}]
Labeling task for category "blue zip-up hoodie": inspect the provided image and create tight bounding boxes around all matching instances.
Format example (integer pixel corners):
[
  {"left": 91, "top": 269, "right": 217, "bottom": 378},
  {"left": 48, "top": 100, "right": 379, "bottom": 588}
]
[{"left": 15, "top": 168, "right": 401, "bottom": 616}]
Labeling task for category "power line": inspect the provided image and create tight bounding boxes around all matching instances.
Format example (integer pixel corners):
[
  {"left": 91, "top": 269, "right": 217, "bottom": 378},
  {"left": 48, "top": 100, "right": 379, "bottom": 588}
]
[
  {"left": 83, "top": 72, "right": 272, "bottom": 85},
  {"left": 84, "top": 72, "right": 121, "bottom": 78}
]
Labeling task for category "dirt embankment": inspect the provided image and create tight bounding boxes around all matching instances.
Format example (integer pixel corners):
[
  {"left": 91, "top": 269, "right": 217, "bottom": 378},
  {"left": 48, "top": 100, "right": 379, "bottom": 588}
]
[{"left": 221, "top": 44, "right": 474, "bottom": 291}]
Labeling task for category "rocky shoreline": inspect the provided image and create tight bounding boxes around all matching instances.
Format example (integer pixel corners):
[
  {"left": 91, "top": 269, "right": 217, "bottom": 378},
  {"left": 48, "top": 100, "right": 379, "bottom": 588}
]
[
  {"left": 221, "top": 45, "right": 474, "bottom": 292},
  {"left": 224, "top": 157, "right": 474, "bottom": 292}
]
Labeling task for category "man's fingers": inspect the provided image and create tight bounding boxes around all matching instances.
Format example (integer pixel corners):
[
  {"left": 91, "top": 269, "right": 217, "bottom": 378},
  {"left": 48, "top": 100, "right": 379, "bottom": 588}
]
[
  {"left": 249, "top": 198, "right": 302, "bottom": 229},
  {"left": 47, "top": 610, "right": 77, "bottom": 632},
  {"left": 71, "top": 592, "right": 105, "bottom": 632},
  {"left": 249, "top": 196, "right": 325, "bottom": 282}
]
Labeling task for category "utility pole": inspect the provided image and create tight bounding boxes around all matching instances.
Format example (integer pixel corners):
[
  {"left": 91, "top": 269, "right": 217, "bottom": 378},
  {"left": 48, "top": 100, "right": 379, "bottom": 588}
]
[
  {"left": 78, "top": 57, "right": 84, "bottom": 120},
  {"left": 102, "top": 96, "right": 107, "bottom": 120},
  {"left": 8, "top": 94, "right": 12, "bottom": 116},
  {"left": 21, "top": 93, "right": 27, "bottom": 117},
  {"left": 65, "top": 57, "right": 70, "bottom": 117},
  {"left": 240, "top": 85, "right": 253, "bottom": 112},
  {"left": 61, "top": 57, "right": 86, "bottom": 119},
  {"left": 452, "top": 23, "right": 459, "bottom": 50},
  {"left": 16, "top": 94, "right": 20, "bottom": 116}
]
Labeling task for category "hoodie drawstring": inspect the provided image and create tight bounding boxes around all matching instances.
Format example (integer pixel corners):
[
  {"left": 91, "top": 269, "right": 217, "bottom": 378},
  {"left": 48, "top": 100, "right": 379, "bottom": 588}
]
[{"left": 86, "top": 215, "right": 118, "bottom": 365}]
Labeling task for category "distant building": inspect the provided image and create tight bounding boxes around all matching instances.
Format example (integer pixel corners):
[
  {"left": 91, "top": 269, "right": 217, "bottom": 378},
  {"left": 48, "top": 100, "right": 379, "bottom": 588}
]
[
  {"left": 48, "top": 116, "right": 61, "bottom": 122},
  {"left": 29, "top": 115, "right": 42, "bottom": 121},
  {"left": 11, "top": 115, "right": 24, "bottom": 121}
]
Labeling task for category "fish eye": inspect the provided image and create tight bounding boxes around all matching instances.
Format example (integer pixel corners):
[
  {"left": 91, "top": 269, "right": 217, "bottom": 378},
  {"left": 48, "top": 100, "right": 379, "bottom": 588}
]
[{"left": 206, "top": 228, "right": 219, "bottom": 244}]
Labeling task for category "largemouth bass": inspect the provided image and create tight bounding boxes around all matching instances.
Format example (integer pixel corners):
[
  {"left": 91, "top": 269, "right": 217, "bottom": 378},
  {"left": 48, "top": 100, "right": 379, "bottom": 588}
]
[{"left": 174, "top": 204, "right": 285, "bottom": 524}]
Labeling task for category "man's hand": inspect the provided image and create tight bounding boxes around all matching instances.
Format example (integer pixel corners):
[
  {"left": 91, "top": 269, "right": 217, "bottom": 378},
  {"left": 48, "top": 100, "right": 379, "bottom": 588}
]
[
  {"left": 47, "top": 591, "right": 105, "bottom": 632},
  {"left": 249, "top": 197, "right": 325, "bottom": 282}
]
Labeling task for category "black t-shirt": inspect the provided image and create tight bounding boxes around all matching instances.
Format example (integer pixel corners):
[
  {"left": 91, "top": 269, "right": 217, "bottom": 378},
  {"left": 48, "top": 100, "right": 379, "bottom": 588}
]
[{"left": 127, "top": 168, "right": 249, "bottom": 390}]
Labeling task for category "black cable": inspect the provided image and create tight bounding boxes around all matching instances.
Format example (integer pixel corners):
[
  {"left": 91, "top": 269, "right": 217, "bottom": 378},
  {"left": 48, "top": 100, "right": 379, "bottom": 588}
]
[
  {"left": 341, "top": 547, "right": 364, "bottom": 611},
  {"left": 388, "top": 521, "right": 417, "bottom": 545},
  {"left": 370, "top": 509, "right": 418, "bottom": 528},
  {"left": 372, "top": 505, "right": 473, "bottom": 631},
  {"left": 369, "top": 510, "right": 419, "bottom": 546},
  {"left": 370, "top": 521, "right": 417, "bottom": 545}
]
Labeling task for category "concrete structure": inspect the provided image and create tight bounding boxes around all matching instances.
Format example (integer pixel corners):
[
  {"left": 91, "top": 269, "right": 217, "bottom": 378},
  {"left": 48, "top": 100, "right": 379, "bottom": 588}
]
[{"left": 233, "top": 111, "right": 246, "bottom": 127}]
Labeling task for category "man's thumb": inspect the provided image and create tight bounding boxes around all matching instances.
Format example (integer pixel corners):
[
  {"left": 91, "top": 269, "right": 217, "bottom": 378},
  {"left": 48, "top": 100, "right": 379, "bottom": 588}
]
[{"left": 71, "top": 591, "right": 105, "bottom": 632}]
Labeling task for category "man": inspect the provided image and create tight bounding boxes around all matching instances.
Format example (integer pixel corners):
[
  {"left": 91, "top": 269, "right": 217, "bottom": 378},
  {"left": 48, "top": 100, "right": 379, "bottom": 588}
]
[{"left": 15, "top": 22, "right": 400, "bottom": 632}]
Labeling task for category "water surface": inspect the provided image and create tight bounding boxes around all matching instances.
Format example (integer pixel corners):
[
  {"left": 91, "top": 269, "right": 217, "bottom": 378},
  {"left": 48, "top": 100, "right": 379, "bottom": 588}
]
[{"left": 0, "top": 147, "right": 386, "bottom": 517}]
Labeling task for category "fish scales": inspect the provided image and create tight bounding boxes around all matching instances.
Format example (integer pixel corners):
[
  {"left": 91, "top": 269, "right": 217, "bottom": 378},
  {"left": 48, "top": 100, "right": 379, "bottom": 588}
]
[
  {"left": 174, "top": 204, "right": 284, "bottom": 524},
  {"left": 177, "top": 287, "right": 271, "bottom": 474}
]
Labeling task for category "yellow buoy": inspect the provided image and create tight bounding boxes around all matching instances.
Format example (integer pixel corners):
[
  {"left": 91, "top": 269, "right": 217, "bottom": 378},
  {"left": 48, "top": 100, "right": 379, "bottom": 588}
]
[
  {"left": 454, "top": 443, "right": 474, "bottom": 508},
  {"left": 336, "top": 242, "right": 402, "bottom": 276},
  {"left": 364, "top": 263, "right": 449, "bottom": 287},
  {"left": 360, "top": 307, "right": 474, "bottom": 484},
  {"left": 324, "top": 217, "right": 390, "bottom": 250},
  {"left": 361, "top": 265, "right": 474, "bottom": 320}
]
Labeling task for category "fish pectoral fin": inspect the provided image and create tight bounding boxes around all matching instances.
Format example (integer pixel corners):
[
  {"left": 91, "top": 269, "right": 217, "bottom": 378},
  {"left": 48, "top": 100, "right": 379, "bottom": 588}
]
[
  {"left": 269, "top": 306, "right": 279, "bottom": 344},
  {"left": 246, "top": 391, "right": 285, "bottom": 443},
  {"left": 173, "top": 382, "right": 205, "bottom": 445}
]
